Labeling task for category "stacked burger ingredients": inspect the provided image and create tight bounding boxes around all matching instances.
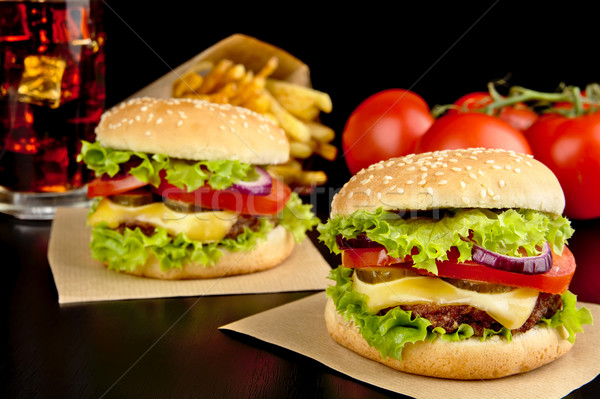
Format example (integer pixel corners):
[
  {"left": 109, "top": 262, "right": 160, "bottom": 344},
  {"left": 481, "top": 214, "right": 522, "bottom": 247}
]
[
  {"left": 78, "top": 97, "right": 319, "bottom": 279},
  {"left": 318, "top": 148, "right": 592, "bottom": 379}
]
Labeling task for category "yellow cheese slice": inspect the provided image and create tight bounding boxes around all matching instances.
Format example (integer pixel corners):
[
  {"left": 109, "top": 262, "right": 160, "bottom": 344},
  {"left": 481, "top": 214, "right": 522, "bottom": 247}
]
[
  {"left": 353, "top": 274, "right": 539, "bottom": 330},
  {"left": 88, "top": 199, "right": 238, "bottom": 242}
]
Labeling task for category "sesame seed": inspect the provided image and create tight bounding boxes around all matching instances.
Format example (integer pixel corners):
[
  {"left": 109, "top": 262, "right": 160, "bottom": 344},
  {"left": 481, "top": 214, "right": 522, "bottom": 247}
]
[
  {"left": 145, "top": 131, "right": 151, "bottom": 136},
  {"left": 435, "top": 172, "right": 444, "bottom": 176},
  {"left": 360, "top": 179, "right": 370, "bottom": 185},
  {"left": 469, "top": 172, "right": 478, "bottom": 179},
  {"left": 438, "top": 180, "right": 448, "bottom": 185},
  {"left": 486, "top": 160, "right": 495, "bottom": 164},
  {"left": 397, "top": 188, "right": 405, "bottom": 194},
  {"left": 463, "top": 196, "right": 471, "bottom": 205},
  {"left": 418, "top": 180, "right": 427, "bottom": 186},
  {"left": 499, "top": 180, "right": 506, "bottom": 188},
  {"left": 407, "top": 180, "right": 414, "bottom": 185},
  {"left": 390, "top": 185, "right": 397, "bottom": 190},
  {"left": 177, "top": 120, "right": 184, "bottom": 127},
  {"left": 407, "top": 166, "right": 416, "bottom": 171},
  {"left": 451, "top": 167, "right": 462, "bottom": 172},
  {"left": 493, "top": 195, "right": 501, "bottom": 201},
  {"left": 377, "top": 192, "right": 382, "bottom": 200},
  {"left": 384, "top": 175, "right": 393, "bottom": 180},
  {"left": 460, "top": 181, "right": 466, "bottom": 189},
  {"left": 348, "top": 192, "right": 354, "bottom": 199},
  {"left": 514, "top": 168, "right": 521, "bottom": 173},
  {"left": 480, "top": 189, "right": 487, "bottom": 199},
  {"left": 366, "top": 188, "right": 371, "bottom": 196},
  {"left": 426, "top": 187, "right": 434, "bottom": 195}
]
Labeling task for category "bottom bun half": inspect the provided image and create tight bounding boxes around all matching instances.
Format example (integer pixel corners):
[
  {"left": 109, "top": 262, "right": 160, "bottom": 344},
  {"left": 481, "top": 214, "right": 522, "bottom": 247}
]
[
  {"left": 109, "top": 225, "right": 294, "bottom": 280},
  {"left": 324, "top": 297, "right": 573, "bottom": 380}
]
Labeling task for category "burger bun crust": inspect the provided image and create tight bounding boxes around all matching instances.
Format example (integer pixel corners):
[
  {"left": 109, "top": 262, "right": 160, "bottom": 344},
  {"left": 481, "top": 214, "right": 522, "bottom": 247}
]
[
  {"left": 111, "top": 225, "right": 294, "bottom": 279},
  {"left": 331, "top": 148, "right": 565, "bottom": 217},
  {"left": 95, "top": 97, "right": 290, "bottom": 165}
]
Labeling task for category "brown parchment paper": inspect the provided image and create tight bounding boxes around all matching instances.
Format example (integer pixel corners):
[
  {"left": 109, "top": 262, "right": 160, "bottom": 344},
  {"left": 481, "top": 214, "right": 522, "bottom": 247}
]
[
  {"left": 220, "top": 292, "right": 600, "bottom": 399},
  {"left": 128, "top": 33, "right": 312, "bottom": 100},
  {"left": 47, "top": 208, "right": 331, "bottom": 304}
]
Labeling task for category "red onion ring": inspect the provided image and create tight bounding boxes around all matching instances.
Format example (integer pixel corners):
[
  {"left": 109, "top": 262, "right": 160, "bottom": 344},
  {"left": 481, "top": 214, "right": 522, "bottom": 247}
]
[
  {"left": 471, "top": 241, "right": 552, "bottom": 275},
  {"left": 230, "top": 166, "right": 272, "bottom": 196}
]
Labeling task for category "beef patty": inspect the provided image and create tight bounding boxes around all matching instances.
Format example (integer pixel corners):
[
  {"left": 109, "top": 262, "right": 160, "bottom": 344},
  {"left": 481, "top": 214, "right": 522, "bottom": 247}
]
[{"left": 395, "top": 292, "right": 562, "bottom": 336}]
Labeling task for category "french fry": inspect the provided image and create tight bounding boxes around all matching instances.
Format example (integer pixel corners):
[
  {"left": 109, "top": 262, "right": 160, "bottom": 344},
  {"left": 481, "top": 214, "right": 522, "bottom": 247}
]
[
  {"left": 231, "top": 75, "right": 266, "bottom": 107},
  {"left": 314, "top": 141, "right": 338, "bottom": 161},
  {"left": 266, "top": 160, "right": 302, "bottom": 184},
  {"left": 256, "top": 56, "right": 279, "bottom": 80},
  {"left": 243, "top": 92, "right": 271, "bottom": 114},
  {"left": 172, "top": 71, "right": 204, "bottom": 98},
  {"left": 215, "top": 63, "right": 246, "bottom": 91},
  {"left": 264, "top": 90, "right": 311, "bottom": 142},
  {"left": 306, "top": 121, "right": 335, "bottom": 143},
  {"left": 206, "top": 82, "right": 238, "bottom": 104},
  {"left": 295, "top": 170, "right": 328, "bottom": 186},
  {"left": 197, "top": 59, "right": 233, "bottom": 94},
  {"left": 289, "top": 141, "right": 314, "bottom": 159},
  {"left": 266, "top": 79, "right": 332, "bottom": 120}
]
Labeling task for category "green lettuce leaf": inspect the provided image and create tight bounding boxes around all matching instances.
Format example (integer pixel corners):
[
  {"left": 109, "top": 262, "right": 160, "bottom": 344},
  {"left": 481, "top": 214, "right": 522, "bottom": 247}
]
[
  {"left": 326, "top": 266, "right": 592, "bottom": 361},
  {"left": 541, "top": 290, "right": 594, "bottom": 344},
  {"left": 78, "top": 141, "right": 259, "bottom": 191},
  {"left": 277, "top": 192, "right": 320, "bottom": 243},
  {"left": 317, "top": 208, "right": 574, "bottom": 274},
  {"left": 90, "top": 218, "right": 273, "bottom": 272},
  {"left": 89, "top": 191, "right": 319, "bottom": 272}
]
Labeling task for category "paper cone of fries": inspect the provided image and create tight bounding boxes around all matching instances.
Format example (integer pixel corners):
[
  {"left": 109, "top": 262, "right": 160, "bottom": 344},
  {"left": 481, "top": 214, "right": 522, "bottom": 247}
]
[{"left": 130, "top": 33, "right": 336, "bottom": 192}]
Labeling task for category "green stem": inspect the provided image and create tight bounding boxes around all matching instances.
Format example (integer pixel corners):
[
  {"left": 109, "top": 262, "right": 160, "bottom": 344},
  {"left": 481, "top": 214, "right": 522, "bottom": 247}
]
[{"left": 481, "top": 86, "right": 571, "bottom": 114}]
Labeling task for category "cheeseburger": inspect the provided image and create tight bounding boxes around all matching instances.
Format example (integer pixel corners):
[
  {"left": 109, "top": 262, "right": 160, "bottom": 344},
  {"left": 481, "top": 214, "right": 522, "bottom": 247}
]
[
  {"left": 78, "top": 97, "right": 318, "bottom": 279},
  {"left": 318, "top": 148, "right": 592, "bottom": 379}
]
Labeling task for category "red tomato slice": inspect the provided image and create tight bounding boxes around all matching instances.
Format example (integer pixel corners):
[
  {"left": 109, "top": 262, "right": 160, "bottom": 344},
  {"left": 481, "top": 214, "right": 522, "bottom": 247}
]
[
  {"left": 154, "top": 176, "right": 292, "bottom": 215},
  {"left": 341, "top": 246, "right": 576, "bottom": 294},
  {"left": 87, "top": 174, "right": 147, "bottom": 198}
]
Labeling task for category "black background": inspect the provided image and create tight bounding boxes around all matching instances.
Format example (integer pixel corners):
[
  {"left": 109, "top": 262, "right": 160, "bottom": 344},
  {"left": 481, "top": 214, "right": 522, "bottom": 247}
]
[
  {"left": 3, "top": 3, "right": 600, "bottom": 398},
  {"left": 101, "top": 1, "right": 600, "bottom": 194}
]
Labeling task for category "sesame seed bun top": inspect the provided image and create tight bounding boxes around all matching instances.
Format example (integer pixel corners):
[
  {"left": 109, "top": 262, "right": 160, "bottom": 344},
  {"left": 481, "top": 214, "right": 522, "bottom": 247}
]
[
  {"left": 94, "top": 97, "right": 290, "bottom": 165},
  {"left": 331, "top": 148, "right": 566, "bottom": 216}
]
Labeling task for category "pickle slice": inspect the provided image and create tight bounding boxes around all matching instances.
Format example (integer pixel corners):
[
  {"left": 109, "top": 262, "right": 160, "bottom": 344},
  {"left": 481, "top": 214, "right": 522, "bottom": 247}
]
[
  {"left": 443, "top": 278, "right": 514, "bottom": 293},
  {"left": 163, "top": 198, "right": 203, "bottom": 213},
  {"left": 108, "top": 189, "right": 154, "bottom": 207},
  {"left": 354, "top": 267, "right": 421, "bottom": 284}
]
